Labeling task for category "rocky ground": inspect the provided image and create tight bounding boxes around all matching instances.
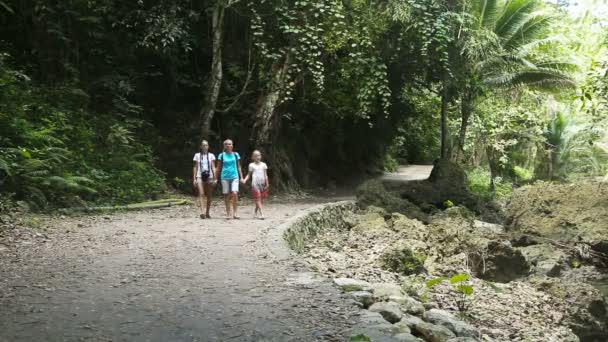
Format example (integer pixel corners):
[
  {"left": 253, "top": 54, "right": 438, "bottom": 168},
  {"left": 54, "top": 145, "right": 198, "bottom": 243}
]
[{"left": 297, "top": 179, "right": 608, "bottom": 342}]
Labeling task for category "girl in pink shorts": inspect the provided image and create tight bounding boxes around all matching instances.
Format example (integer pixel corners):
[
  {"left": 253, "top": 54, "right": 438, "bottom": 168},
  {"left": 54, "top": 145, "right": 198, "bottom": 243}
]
[{"left": 242, "top": 150, "right": 269, "bottom": 219}]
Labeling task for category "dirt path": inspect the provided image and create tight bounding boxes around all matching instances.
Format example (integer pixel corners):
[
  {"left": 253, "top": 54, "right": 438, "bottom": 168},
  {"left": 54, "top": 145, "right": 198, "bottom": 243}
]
[
  {"left": 0, "top": 199, "right": 359, "bottom": 342},
  {"left": 381, "top": 165, "right": 433, "bottom": 183}
]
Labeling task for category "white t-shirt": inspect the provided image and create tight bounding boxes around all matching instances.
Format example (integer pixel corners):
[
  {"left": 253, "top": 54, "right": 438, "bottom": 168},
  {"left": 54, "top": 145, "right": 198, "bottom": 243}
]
[
  {"left": 193, "top": 152, "right": 216, "bottom": 178},
  {"left": 248, "top": 162, "right": 268, "bottom": 189}
]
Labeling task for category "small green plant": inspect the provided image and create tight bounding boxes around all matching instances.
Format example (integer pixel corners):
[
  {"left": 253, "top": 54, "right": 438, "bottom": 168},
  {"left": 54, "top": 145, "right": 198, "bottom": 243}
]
[
  {"left": 383, "top": 153, "right": 399, "bottom": 172},
  {"left": 426, "top": 273, "right": 474, "bottom": 313},
  {"left": 443, "top": 199, "right": 454, "bottom": 208}
]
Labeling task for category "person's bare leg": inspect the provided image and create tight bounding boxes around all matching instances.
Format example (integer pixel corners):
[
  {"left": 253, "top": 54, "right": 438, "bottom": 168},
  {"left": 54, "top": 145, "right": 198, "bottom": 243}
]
[
  {"left": 258, "top": 198, "right": 264, "bottom": 220},
  {"left": 197, "top": 182, "right": 205, "bottom": 218},
  {"left": 232, "top": 192, "right": 239, "bottom": 218},
  {"left": 204, "top": 183, "right": 213, "bottom": 217},
  {"left": 224, "top": 194, "right": 232, "bottom": 219}
]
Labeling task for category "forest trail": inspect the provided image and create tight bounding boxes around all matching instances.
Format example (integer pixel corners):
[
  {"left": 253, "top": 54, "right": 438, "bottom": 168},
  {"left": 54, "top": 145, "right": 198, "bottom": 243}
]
[
  {"left": 0, "top": 167, "right": 433, "bottom": 342},
  {"left": 381, "top": 164, "right": 433, "bottom": 183}
]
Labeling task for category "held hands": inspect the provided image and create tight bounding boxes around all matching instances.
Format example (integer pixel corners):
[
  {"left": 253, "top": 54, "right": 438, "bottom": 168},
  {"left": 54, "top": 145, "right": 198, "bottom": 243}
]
[{"left": 192, "top": 178, "right": 198, "bottom": 186}]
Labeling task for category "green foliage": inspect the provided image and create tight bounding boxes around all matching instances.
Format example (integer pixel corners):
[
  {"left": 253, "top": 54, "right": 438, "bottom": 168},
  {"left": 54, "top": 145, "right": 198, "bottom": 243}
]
[
  {"left": 0, "top": 54, "right": 165, "bottom": 209},
  {"left": 381, "top": 246, "right": 427, "bottom": 276},
  {"left": 467, "top": 168, "right": 512, "bottom": 200},
  {"left": 539, "top": 107, "right": 608, "bottom": 180},
  {"left": 427, "top": 273, "right": 475, "bottom": 313},
  {"left": 383, "top": 154, "right": 399, "bottom": 173},
  {"left": 513, "top": 166, "right": 533, "bottom": 181}
]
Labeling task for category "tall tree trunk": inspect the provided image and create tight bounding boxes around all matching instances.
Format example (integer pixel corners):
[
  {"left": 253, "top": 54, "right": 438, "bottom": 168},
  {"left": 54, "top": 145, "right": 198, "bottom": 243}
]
[
  {"left": 251, "top": 53, "right": 294, "bottom": 189},
  {"left": 251, "top": 53, "right": 292, "bottom": 149},
  {"left": 440, "top": 80, "right": 449, "bottom": 159},
  {"left": 486, "top": 145, "right": 499, "bottom": 197},
  {"left": 199, "top": 4, "right": 225, "bottom": 140},
  {"left": 452, "top": 92, "right": 473, "bottom": 163}
]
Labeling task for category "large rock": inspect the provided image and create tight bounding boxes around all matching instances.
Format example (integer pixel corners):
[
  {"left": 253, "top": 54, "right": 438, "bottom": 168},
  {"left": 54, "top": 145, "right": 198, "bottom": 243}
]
[
  {"left": 390, "top": 214, "right": 428, "bottom": 240},
  {"left": 396, "top": 160, "right": 479, "bottom": 212},
  {"left": 334, "top": 278, "right": 371, "bottom": 292},
  {"left": 517, "top": 243, "right": 566, "bottom": 277},
  {"left": 422, "top": 309, "right": 477, "bottom": 338},
  {"left": 351, "top": 291, "right": 375, "bottom": 308},
  {"left": 394, "top": 334, "right": 424, "bottom": 342},
  {"left": 369, "top": 302, "right": 404, "bottom": 324},
  {"left": 468, "top": 240, "right": 530, "bottom": 283},
  {"left": 356, "top": 179, "right": 428, "bottom": 222},
  {"left": 400, "top": 313, "right": 425, "bottom": 329},
  {"left": 371, "top": 283, "right": 403, "bottom": 300},
  {"left": 393, "top": 320, "right": 412, "bottom": 334},
  {"left": 389, "top": 295, "right": 425, "bottom": 315},
  {"left": 414, "top": 321, "right": 456, "bottom": 342},
  {"left": 359, "top": 311, "right": 391, "bottom": 325}
]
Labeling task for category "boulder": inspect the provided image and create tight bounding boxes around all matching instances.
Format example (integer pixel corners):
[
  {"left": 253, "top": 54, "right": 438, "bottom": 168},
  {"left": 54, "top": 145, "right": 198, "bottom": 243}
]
[
  {"left": 389, "top": 295, "right": 425, "bottom": 315},
  {"left": 422, "top": 309, "right": 477, "bottom": 338},
  {"left": 390, "top": 214, "right": 427, "bottom": 240},
  {"left": 414, "top": 321, "right": 456, "bottom": 342},
  {"left": 359, "top": 311, "right": 391, "bottom": 325},
  {"left": 517, "top": 243, "right": 566, "bottom": 277},
  {"left": 334, "top": 278, "right": 371, "bottom": 292},
  {"left": 356, "top": 179, "right": 428, "bottom": 222},
  {"left": 400, "top": 313, "right": 424, "bottom": 329},
  {"left": 394, "top": 333, "right": 424, "bottom": 342},
  {"left": 348, "top": 325, "right": 400, "bottom": 342},
  {"left": 473, "top": 220, "right": 504, "bottom": 235},
  {"left": 350, "top": 291, "right": 375, "bottom": 308},
  {"left": 392, "top": 320, "right": 412, "bottom": 334},
  {"left": 396, "top": 160, "right": 480, "bottom": 212},
  {"left": 468, "top": 240, "right": 530, "bottom": 283},
  {"left": 371, "top": 283, "right": 403, "bottom": 300},
  {"left": 369, "top": 302, "right": 404, "bottom": 324}
]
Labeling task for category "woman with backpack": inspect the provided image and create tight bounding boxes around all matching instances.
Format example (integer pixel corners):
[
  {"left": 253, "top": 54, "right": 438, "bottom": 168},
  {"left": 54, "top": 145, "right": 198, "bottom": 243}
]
[
  {"left": 216, "top": 139, "right": 244, "bottom": 219},
  {"left": 192, "top": 140, "right": 217, "bottom": 219}
]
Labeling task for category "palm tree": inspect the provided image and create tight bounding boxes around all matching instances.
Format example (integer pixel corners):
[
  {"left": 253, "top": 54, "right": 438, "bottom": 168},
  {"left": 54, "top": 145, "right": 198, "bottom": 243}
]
[
  {"left": 540, "top": 107, "right": 608, "bottom": 179},
  {"left": 449, "top": 0, "right": 576, "bottom": 162}
]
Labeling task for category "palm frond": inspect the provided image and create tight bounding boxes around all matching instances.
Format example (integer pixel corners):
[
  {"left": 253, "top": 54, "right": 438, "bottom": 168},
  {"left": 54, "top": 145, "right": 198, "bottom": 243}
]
[
  {"left": 484, "top": 67, "right": 577, "bottom": 90},
  {"left": 504, "top": 13, "right": 553, "bottom": 51},
  {"left": 474, "top": 0, "right": 502, "bottom": 29},
  {"left": 516, "top": 36, "right": 562, "bottom": 56},
  {"left": 494, "top": 0, "right": 539, "bottom": 40}
]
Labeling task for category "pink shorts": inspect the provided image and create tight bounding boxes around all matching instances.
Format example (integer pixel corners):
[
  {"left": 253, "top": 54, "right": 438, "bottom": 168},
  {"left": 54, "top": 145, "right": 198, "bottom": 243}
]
[{"left": 252, "top": 188, "right": 269, "bottom": 199}]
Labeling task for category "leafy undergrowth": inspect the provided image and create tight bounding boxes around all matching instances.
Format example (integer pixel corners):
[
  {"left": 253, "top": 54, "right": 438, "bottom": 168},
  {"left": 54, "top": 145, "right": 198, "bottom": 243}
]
[{"left": 0, "top": 55, "right": 166, "bottom": 211}]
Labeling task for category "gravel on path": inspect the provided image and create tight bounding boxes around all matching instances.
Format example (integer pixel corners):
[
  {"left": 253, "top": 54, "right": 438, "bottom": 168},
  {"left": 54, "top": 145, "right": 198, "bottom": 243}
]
[{"left": 0, "top": 199, "right": 358, "bottom": 342}]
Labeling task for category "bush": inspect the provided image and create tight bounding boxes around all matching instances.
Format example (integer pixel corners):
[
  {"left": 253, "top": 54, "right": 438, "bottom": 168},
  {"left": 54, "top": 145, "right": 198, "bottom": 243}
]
[
  {"left": 0, "top": 54, "right": 166, "bottom": 209},
  {"left": 467, "top": 168, "right": 512, "bottom": 200},
  {"left": 513, "top": 166, "right": 533, "bottom": 182},
  {"left": 383, "top": 153, "right": 399, "bottom": 172}
]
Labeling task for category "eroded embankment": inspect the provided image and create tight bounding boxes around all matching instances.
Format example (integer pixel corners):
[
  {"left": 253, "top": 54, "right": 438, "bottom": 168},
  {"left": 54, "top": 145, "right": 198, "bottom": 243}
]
[{"left": 284, "top": 185, "right": 608, "bottom": 342}]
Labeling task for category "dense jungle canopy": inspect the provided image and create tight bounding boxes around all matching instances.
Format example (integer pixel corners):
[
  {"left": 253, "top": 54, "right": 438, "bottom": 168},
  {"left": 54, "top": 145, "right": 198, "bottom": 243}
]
[{"left": 0, "top": 0, "right": 607, "bottom": 208}]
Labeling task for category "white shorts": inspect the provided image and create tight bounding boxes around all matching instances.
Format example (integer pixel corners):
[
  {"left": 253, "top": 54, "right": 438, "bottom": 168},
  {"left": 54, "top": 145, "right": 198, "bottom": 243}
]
[{"left": 221, "top": 178, "right": 239, "bottom": 194}]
